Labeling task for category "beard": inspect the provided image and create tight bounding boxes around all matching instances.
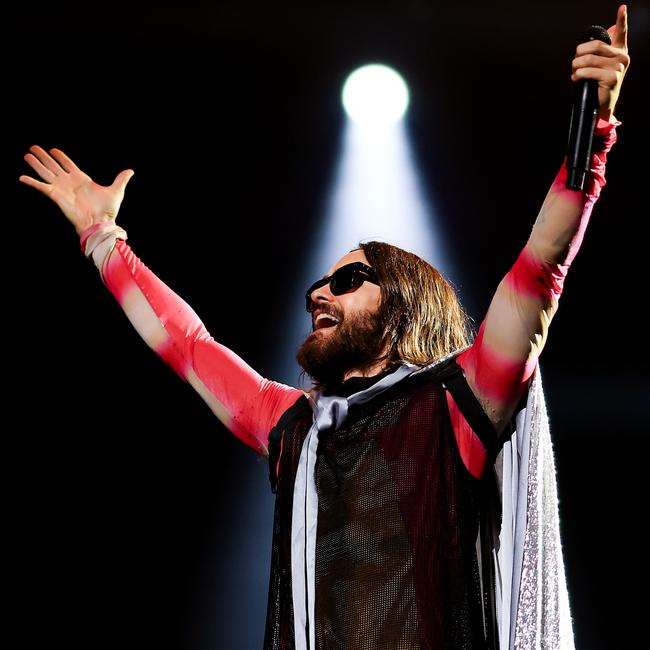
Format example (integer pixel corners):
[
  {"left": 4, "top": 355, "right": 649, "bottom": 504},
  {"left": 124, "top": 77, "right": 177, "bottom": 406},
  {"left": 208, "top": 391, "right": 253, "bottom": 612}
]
[{"left": 296, "top": 307, "right": 387, "bottom": 390}]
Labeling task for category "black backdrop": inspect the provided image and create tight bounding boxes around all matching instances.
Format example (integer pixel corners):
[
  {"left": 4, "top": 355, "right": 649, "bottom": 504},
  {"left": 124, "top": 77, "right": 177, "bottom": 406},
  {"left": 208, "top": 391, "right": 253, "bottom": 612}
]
[{"left": 5, "top": 1, "right": 649, "bottom": 648}]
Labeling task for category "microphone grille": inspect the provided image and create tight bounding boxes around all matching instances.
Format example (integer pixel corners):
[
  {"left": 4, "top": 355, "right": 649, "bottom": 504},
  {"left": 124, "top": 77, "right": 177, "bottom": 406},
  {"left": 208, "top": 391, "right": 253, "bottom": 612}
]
[{"left": 579, "top": 25, "right": 612, "bottom": 45}]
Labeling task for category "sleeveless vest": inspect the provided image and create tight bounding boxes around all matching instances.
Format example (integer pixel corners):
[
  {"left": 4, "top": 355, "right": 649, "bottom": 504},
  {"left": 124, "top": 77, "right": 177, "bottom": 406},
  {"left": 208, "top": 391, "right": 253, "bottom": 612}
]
[{"left": 264, "top": 360, "right": 499, "bottom": 650}]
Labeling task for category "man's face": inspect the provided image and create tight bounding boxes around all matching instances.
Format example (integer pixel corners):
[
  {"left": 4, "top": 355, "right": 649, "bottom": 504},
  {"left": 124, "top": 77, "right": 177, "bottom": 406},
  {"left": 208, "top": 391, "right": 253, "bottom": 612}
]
[
  {"left": 308, "top": 249, "right": 382, "bottom": 337},
  {"left": 297, "top": 250, "right": 386, "bottom": 387}
]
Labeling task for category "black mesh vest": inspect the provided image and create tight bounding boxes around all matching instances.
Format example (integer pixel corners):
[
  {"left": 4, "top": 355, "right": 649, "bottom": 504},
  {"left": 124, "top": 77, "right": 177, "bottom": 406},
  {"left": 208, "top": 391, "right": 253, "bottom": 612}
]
[{"left": 264, "top": 360, "right": 499, "bottom": 650}]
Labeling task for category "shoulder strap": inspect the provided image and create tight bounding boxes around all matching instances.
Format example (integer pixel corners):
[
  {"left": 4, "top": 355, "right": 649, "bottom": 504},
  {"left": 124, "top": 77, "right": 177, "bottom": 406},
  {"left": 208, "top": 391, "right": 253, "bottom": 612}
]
[
  {"left": 435, "top": 356, "right": 501, "bottom": 650},
  {"left": 267, "top": 395, "right": 312, "bottom": 493},
  {"left": 436, "top": 357, "right": 500, "bottom": 462}
]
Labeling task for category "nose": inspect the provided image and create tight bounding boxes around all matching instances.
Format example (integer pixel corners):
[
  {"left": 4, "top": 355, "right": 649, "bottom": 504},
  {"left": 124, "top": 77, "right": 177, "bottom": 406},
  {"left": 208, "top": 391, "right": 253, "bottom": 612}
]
[{"left": 309, "top": 282, "right": 333, "bottom": 311}]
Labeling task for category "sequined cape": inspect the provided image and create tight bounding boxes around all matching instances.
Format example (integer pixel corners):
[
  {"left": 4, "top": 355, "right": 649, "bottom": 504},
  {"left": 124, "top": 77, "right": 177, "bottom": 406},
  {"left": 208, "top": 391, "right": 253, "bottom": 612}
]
[{"left": 495, "top": 365, "right": 575, "bottom": 650}]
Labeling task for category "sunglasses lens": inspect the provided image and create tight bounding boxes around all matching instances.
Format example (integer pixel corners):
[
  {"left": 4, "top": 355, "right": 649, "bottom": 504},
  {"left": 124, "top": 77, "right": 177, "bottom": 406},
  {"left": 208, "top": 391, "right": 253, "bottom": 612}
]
[
  {"left": 305, "top": 263, "right": 376, "bottom": 311},
  {"left": 330, "top": 268, "right": 357, "bottom": 295}
]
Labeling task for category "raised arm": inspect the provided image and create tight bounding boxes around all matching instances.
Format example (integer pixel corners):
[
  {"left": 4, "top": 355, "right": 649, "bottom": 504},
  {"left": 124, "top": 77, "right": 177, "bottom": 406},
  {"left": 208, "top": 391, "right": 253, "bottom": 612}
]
[
  {"left": 20, "top": 147, "right": 302, "bottom": 456},
  {"left": 455, "top": 5, "right": 630, "bottom": 437}
]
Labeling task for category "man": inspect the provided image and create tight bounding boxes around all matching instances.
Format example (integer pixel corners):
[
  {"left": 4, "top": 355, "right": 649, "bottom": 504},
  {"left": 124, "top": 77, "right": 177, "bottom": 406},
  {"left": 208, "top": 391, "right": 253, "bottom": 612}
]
[{"left": 19, "top": 6, "right": 629, "bottom": 648}]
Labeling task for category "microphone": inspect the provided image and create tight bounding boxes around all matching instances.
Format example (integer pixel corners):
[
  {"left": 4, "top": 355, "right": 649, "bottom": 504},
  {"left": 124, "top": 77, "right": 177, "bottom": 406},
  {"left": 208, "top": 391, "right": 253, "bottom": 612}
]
[{"left": 566, "top": 25, "right": 611, "bottom": 191}]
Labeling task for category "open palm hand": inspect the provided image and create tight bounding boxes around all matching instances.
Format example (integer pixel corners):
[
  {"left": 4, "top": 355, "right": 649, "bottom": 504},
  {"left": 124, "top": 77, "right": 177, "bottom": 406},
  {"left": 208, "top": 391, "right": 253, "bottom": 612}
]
[{"left": 20, "top": 145, "right": 134, "bottom": 236}]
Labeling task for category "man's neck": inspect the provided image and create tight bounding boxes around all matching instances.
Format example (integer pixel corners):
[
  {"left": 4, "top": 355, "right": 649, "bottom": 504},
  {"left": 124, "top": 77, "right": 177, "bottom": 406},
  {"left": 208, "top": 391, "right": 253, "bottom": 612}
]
[
  {"left": 342, "top": 341, "right": 393, "bottom": 382},
  {"left": 322, "top": 360, "right": 397, "bottom": 398},
  {"left": 343, "top": 357, "right": 391, "bottom": 383}
]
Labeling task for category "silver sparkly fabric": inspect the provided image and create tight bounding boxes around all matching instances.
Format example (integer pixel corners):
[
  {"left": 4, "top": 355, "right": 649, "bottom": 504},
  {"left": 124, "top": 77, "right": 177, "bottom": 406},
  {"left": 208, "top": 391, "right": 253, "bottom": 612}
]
[{"left": 498, "top": 367, "right": 576, "bottom": 650}]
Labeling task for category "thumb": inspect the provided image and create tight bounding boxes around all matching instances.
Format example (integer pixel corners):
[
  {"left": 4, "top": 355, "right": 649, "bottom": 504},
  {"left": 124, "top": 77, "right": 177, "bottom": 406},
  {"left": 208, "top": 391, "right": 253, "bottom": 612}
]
[
  {"left": 112, "top": 169, "right": 135, "bottom": 198},
  {"left": 608, "top": 4, "right": 628, "bottom": 49}
]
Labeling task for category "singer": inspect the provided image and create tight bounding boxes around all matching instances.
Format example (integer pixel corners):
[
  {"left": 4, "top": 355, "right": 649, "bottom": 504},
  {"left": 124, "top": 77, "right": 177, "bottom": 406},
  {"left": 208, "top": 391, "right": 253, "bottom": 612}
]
[{"left": 18, "top": 5, "right": 629, "bottom": 649}]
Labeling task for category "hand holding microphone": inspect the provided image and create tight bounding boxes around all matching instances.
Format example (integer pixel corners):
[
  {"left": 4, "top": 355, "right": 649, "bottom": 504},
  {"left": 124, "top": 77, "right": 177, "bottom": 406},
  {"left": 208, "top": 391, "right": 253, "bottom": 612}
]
[{"left": 566, "top": 5, "right": 630, "bottom": 191}]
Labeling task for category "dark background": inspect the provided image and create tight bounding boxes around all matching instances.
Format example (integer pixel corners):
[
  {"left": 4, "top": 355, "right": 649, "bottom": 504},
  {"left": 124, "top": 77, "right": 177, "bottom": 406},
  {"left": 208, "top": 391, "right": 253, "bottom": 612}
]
[{"left": 5, "top": 1, "right": 649, "bottom": 648}]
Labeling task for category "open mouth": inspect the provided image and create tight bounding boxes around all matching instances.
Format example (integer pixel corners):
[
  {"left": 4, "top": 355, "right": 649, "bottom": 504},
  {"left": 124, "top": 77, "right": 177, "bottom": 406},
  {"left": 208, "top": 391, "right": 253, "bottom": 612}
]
[{"left": 313, "top": 313, "right": 340, "bottom": 331}]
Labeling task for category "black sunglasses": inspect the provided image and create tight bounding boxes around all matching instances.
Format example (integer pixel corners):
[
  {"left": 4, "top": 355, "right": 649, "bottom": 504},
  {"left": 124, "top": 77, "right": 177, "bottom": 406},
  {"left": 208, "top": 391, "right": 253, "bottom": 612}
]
[{"left": 305, "top": 262, "right": 379, "bottom": 312}]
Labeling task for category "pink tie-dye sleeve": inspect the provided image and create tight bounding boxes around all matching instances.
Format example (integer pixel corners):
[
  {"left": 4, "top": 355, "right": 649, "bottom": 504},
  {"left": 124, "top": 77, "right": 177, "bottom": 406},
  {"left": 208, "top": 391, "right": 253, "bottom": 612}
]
[
  {"left": 446, "top": 117, "right": 620, "bottom": 478},
  {"left": 80, "top": 226, "right": 303, "bottom": 457}
]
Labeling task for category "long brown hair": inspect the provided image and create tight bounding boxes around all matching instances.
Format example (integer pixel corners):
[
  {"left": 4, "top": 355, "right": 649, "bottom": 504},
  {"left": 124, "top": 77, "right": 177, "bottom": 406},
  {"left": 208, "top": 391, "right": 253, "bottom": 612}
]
[{"left": 359, "top": 241, "right": 474, "bottom": 365}]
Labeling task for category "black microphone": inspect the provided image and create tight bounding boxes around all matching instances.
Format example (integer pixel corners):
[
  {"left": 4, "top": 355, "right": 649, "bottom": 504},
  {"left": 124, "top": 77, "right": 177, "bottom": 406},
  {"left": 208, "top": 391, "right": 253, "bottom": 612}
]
[{"left": 566, "top": 25, "right": 611, "bottom": 191}]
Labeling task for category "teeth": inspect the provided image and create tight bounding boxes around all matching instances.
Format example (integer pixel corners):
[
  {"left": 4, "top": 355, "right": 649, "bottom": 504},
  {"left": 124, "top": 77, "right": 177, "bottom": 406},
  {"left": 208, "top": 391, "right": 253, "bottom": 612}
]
[{"left": 316, "top": 313, "right": 339, "bottom": 323}]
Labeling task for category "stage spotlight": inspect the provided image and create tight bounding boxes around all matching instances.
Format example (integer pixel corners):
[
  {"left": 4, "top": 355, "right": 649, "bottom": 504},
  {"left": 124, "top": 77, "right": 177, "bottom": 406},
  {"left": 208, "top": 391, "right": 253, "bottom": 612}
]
[{"left": 342, "top": 64, "right": 410, "bottom": 127}]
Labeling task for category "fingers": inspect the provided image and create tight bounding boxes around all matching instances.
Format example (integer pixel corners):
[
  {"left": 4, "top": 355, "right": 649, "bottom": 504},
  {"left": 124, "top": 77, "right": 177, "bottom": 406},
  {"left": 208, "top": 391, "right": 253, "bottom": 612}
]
[
  {"left": 18, "top": 174, "right": 53, "bottom": 196},
  {"left": 21, "top": 144, "right": 86, "bottom": 193},
  {"left": 611, "top": 4, "right": 628, "bottom": 50},
  {"left": 573, "top": 37, "right": 630, "bottom": 81},
  {"left": 50, "top": 148, "right": 80, "bottom": 173},
  {"left": 575, "top": 39, "right": 626, "bottom": 58},
  {"left": 570, "top": 67, "right": 621, "bottom": 88},
  {"left": 22, "top": 150, "right": 56, "bottom": 183},
  {"left": 111, "top": 169, "right": 135, "bottom": 198},
  {"left": 572, "top": 53, "right": 626, "bottom": 75},
  {"left": 27, "top": 144, "right": 66, "bottom": 177}
]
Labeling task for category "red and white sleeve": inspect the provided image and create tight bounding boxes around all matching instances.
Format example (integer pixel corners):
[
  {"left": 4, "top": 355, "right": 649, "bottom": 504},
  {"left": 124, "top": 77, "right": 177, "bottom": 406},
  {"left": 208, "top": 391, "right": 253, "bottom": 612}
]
[
  {"left": 80, "top": 224, "right": 303, "bottom": 457},
  {"left": 447, "top": 117, "right": 620, "bottom": 479}
]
